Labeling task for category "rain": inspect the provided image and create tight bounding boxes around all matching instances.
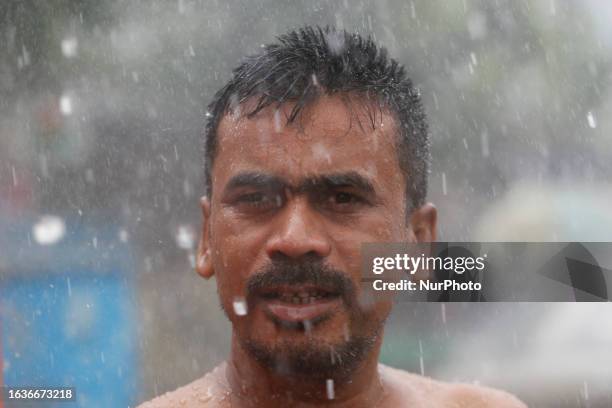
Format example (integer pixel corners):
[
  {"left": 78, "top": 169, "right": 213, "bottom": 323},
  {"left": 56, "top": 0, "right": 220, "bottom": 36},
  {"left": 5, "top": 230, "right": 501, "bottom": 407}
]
[{"left": 1, "top": 1, "right": 612, "bottom": 407}]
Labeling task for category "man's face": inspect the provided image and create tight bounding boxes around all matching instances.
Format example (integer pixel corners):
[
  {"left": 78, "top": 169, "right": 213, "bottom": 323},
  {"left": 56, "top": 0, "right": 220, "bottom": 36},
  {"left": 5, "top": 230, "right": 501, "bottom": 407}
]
[{"left": 199, "top": 94, "right": 431, "bottom": 377}]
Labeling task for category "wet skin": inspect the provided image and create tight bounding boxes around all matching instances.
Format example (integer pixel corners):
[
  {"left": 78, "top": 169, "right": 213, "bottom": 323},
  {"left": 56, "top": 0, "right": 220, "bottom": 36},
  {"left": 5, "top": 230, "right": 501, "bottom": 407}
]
[{"left": 138, "top": 95, "right": 525, "bottom": 407}]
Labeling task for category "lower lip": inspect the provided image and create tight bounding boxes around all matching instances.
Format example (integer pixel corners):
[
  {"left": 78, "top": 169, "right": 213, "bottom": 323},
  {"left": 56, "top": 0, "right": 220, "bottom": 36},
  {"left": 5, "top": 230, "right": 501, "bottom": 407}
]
[{"left": 263, "top": 297, "right": 341, "bottom": 323}]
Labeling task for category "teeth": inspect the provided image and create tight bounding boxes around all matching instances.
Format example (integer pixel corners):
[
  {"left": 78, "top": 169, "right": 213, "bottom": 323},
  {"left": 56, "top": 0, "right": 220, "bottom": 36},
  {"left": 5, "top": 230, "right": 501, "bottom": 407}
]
[
  {"left": 272, "top": 290, "right": 333, "bottom": 304},
  {"left": 277, "top": 295, "right": 322, "bottom": 304}
]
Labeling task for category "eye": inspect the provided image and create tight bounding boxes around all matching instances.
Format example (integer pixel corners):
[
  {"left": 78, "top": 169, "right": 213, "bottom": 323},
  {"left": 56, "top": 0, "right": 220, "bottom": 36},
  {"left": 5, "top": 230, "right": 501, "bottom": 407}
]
[
  {"left": 334, "top": 192, "right": 357, "bottom": 204},
  {"left": 322, "top": 191, "right": 368, "bottom": 213}
]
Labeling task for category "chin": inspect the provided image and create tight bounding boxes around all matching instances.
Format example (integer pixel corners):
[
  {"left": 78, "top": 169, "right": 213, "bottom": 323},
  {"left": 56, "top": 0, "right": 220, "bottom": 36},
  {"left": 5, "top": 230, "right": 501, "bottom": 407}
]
[{"left": 240, "top": 325, "right": 380, "bottom": 381}]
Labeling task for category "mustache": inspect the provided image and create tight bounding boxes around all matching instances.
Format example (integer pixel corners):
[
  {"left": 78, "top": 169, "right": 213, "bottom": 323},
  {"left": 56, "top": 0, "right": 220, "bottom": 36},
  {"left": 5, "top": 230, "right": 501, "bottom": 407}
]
[{"left": 246, "top": 256, "right": 355, "bottom": 302}]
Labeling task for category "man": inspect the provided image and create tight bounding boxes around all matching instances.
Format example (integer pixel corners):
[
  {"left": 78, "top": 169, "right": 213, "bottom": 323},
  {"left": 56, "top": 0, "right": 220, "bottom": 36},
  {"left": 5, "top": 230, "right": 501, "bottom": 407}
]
[{"left": 139, "top": 26, "right": 525, "bottom": 407}]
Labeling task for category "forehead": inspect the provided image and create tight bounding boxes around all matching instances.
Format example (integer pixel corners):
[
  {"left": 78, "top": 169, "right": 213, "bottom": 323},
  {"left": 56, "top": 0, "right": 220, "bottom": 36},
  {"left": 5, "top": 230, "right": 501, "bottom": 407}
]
[{"left": 213, "top": 94, "right": 404, "bottom": 188}]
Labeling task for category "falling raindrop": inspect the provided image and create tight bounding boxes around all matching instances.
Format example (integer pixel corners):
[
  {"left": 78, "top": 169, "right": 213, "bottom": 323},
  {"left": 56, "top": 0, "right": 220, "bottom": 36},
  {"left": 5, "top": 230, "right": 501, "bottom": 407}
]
[
  {"left": 441, "top": 303, "right": 447, "bottom": 324},
  {"left": 326, "top": 31, "right": 345, "bottom": 55},
  {"left": 303, "top": 320, "right": 313, "bottom": 333},
  {"left": 61, "top": 37, "right": 78, "bottom": 58},
  {"left": 233, "top": 297, "right": 248, "bottom": 316},
  {"left": 39, "top": 154, "right": 49, "bottom": 178},
  {"left": 470, "top": 52, "right": 478, "bottom": 66},
  {"left": 33, "top": 216, "right": 66, "bottom": 245},
  {"left": 467, "top": 11, "right": 487, "bottom": 40},
  {"left": 274, "top": 109, "right": 282, "bottom": 132},
  {"left": 586, "top": 111, "right": 597, "bottom": 128},
  {"left": 85, "top": 168, "right": 95, "bottom": 183},
  {"left": 118, "top": 229, "right": 129, "bottom": 243},
  {"left": 311, "top": 73, "right": 319, "bottom": 87},
  {"left": 418, "top": 339, "right": 425, "bottom": 375},
  {"left": 229, "top": 94, "right": 241, "bottom": 121},
  {"left": 326, "top": 379, "right": 335, "bottom": 400},
  {"left": 60, "top": 95, "right": 73, "bottom": 115},
  {"left": 441, "top": 172, "right": 447, "bottom": 196},
  {"left": 480, "top": 130, "right": 490, "bottom": 157},
  {"left": 175, "top": 225, "right": 195, "bottom": 250},
  {"left": 11, "top": 166, "right": 18, "bottom": 186}
]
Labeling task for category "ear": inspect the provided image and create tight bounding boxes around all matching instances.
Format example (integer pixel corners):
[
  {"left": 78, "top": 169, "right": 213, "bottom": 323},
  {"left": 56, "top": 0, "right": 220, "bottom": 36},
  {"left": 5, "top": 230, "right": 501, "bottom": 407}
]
[
  {"left": 196, "top": 196, "right": 214, "bottom": 279},
  {"left": 409, "top": 202, "right": 437, "bottom": 242}
]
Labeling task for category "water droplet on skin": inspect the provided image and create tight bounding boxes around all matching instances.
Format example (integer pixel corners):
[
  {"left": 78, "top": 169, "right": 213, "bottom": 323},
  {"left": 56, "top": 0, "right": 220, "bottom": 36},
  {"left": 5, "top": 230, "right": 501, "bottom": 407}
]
[
  {"left": 326, "top": 379, "right": 335, "bottom": 400},
  {"left": 343, "top": 324, "right": 350, "bottom": 342},
  {"left": 198, "top": 393, "right": 211, "bottom": 403},
  {"left": 33, "top": 216, "right": 66, "bottom": 245},
  {"left": 233, "top": 297, "right": 248, "bottom": 316},
  {"left": 311, "top": 142, "right": 332, "bottom": 165}
]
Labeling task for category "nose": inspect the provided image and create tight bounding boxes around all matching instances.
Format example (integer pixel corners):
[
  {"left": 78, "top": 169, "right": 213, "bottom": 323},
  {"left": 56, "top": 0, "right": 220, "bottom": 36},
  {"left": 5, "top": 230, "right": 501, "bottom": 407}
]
[{"left": 265, "top": 196, "right": 332, "bottom": 260}]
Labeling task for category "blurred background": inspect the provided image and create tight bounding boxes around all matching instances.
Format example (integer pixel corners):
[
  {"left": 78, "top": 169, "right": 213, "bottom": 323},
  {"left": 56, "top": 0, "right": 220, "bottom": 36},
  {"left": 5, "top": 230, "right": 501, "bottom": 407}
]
[{"left": 1, "top": 0, "right": 612, "bottom": 406}]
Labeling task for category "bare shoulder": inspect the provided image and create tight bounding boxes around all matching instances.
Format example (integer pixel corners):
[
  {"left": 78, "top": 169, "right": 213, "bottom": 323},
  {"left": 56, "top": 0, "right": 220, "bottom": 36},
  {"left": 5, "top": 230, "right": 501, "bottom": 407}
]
[
  {"left": 136, "top": 365, "right": 229, "bottom": 408},
  {"left": 379, "top": 364, "right": 527, "bottom": 408},
  {"left": 441, "top": 381, "right": 527, "bottom": 407}
]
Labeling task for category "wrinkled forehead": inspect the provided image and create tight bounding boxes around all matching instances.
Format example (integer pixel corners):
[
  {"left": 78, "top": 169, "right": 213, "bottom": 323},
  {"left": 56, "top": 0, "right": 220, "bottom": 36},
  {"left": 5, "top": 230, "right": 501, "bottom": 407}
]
[{"left": 213, "top": 94, "right": 403, "bottom": 187}]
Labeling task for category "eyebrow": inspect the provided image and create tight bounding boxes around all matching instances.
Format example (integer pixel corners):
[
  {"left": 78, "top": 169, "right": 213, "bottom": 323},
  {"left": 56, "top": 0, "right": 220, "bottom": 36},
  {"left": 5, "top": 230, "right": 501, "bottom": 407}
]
[
  {"left": 223, "top": 171, "right": 376, "bottom": 196},
  {"left": 224, "top": 172, "right": 285, "bottom": 192}
]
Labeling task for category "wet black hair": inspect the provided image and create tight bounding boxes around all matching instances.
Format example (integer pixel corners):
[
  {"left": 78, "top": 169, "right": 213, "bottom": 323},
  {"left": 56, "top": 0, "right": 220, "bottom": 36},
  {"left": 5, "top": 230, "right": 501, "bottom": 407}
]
[{"left": 203, "top": 25, "right": 429, "bottom": 213}]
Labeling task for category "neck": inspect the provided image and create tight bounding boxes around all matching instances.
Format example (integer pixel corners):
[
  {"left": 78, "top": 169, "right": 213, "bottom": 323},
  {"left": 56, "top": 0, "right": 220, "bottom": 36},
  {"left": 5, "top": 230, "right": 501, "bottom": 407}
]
[{"left": 224, "top": 333, "right": 386, "bottom": 408}]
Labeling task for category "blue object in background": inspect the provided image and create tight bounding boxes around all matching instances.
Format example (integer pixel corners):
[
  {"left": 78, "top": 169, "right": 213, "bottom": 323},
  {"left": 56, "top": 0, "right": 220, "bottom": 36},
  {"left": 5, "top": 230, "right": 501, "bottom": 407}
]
[{"left": 0, "top": 214, "right": 138, "bottom": 407}]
